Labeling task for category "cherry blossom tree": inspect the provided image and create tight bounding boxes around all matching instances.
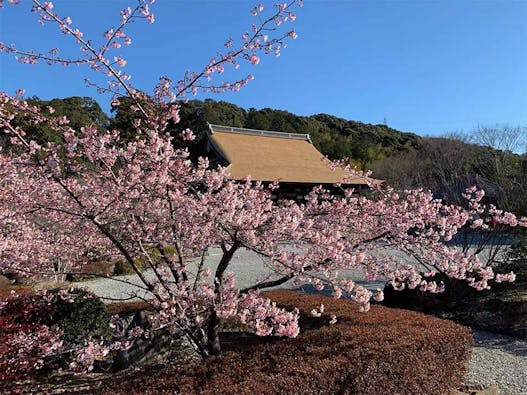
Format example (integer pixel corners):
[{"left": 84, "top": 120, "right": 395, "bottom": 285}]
[{"left": 0, "top": 0, "right": 526, "bottom": 376}]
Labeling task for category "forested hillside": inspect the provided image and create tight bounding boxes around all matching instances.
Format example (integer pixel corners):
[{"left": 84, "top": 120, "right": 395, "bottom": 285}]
[
  {"left": 4, "top": 96, "right": 421, "bottom": 168},
  {"left": 5, "top": 96, "right": 526, "bottom": 215},
  {"left": 1, "top": 96, "right": 109, "bottom": 148},
  {"left": 372, "top": 135, "right": 527, "bottom": 215},
  {"left": 174, "top": 99, "right": 422, "bottom": 168}
]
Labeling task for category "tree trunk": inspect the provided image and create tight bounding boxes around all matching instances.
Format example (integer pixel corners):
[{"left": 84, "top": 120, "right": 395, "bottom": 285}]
[{"left": 206, "top": 311, "right": 221, "bottom": 355}]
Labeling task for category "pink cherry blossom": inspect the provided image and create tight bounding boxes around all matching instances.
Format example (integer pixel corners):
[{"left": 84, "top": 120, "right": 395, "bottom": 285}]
[
  {"left": 0, "top": 1, "right": 525, "bottom": 377},
  {"left": 114, "top": 56, "right": 126, "bottom": 67}
]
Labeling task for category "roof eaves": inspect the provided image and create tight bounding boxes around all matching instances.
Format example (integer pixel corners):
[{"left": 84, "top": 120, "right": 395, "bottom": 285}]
[
  {"left": 207, "top": 125, "right": 232, "bottom": 165},
  {"left": 209, "top": 123, "right": 310, "bottom": 141}
]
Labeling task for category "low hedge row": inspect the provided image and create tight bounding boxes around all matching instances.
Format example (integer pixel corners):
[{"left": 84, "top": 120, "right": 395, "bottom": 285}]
[
  {"left": 0, "top": 288, "right": 110, "bottom": 392},
  {"left": 97, "top": 290, "right": 473, "bottom": 395},
  {"left": 0, "top": 285, "right": 33, "bottom": 299}
]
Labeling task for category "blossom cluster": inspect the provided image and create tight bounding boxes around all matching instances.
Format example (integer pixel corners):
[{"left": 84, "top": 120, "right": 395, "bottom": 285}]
[
  {"left": 1, "top": 85, "right": 526, "bottom": 364},
  {"left": 1, "top": 0, "right": 526, "bottom": 378}
]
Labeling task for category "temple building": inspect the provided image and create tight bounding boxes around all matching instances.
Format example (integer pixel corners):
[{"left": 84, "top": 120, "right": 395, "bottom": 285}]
[{"left": 206, "top": 124, "right": 376, "bottom": 200}]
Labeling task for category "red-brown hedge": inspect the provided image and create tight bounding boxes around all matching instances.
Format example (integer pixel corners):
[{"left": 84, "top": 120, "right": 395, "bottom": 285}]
[
  {"left": 106, "top": 300, "right": 152, "bottom": 315},
  {"left": 95, "top": 290, "right": 473, "bottom": 395},
  {"left": 0, "top": 285, "right": 33, "bottom": 299}
]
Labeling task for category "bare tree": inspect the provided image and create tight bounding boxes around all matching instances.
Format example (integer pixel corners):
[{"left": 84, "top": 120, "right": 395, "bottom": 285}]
[
  {"left": 373, "top": 130, "right": 527, "bottom": 266},
  {"left": 473, "top": 124, "right": 526, "bottom": 153}
]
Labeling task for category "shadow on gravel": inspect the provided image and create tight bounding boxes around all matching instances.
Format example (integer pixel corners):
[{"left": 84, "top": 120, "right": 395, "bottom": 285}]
[
  {"left": 295, "top": 282, "right": 385, "bottom": 298},
  {"left": 472, "top": 331, "right": 527, "bottom": 358}
]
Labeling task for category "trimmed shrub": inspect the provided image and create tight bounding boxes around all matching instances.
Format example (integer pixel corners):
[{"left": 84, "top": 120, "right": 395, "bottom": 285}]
[
  {"left": 68, "top": 261, "right": 115, "bottom": 281},
  {"left": 0, "top": 284, "right": 33, "bottom": 299},
  {"left": 48, "top": 288, "right": 110, "bottom": 343},
  {"left": 113, "top": 246, "right": 179, "bottom": 276},
  {"left": 106, "top": 300, "right": 152, "bottom": 315},
  {"left": 0, "top": 274, "right": 11, "bottom": 287},
  {"left": 113, "top": 259, "right": 144, "bottom": 276},
  {"left": 494, "top": 238, "right": 527, "bottom": 284},
  {"left": 113, "top": 257, "right": 154, "bottom": 276},
  {"left": 0, "top": 291, "right": 61, "bottom": 391},
  {"left": 96, "top": 291, "right": 473, "bottom": 395},
  {"left": 383, "top": 270, "right": 527, "bottom": 338},
  {"left": 0, "top": 288, "right": 110, "bottom": 391},
  {"left": 383, "top": 273, "right": 492, "bottom": 314},
  {"left": 0, "top": 288, "right": 109, "bottom": 345}
]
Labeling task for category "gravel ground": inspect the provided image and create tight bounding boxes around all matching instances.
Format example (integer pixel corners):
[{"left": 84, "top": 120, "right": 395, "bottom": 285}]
[
  {"left": 75, "top": 246, "right": 527, "bottom": 395},
  {"left": 467, "top": 331, "right": 527, "bottom": 395},
  {"left": 74, "top": 246, "right": 388, "bottom": 301}
]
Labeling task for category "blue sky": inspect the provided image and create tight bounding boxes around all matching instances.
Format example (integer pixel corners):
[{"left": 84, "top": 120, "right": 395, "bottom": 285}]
[{"left": 0, "top": 0, "right": 526, "bottom": 137}]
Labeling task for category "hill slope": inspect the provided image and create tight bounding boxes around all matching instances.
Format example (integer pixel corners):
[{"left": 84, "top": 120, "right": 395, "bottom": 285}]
[{"left": 174, "top": 99, "right": 422, "bottom": 168}]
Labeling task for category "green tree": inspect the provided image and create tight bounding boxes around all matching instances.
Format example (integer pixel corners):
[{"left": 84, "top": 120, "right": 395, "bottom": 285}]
[{"left": 3, "top": 96, "right": 109, "bottom": 149}]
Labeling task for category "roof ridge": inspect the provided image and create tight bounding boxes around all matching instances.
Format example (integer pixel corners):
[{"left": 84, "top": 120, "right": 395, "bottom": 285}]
[{"left": 209, "top": 123, "right": 311, "bottom": 142}]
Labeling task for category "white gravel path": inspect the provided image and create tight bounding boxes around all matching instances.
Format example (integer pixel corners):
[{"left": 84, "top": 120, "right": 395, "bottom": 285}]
[
  {"left": 74, "top": 246, "right": 388, "bottom": 301},
  {"left": 467, "top": 331, "right": 527, "bottom": 395}
]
